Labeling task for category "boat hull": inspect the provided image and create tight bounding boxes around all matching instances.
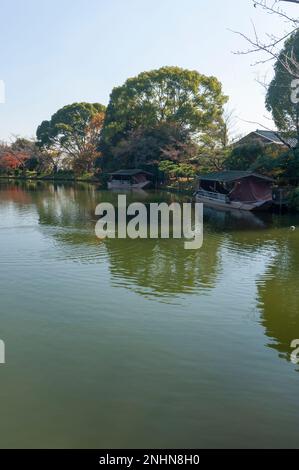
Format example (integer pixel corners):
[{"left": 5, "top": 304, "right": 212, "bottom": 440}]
[
  {"left": 108, "top": 180, "right": 151, "bottom": 190},
  {"left": 195, "top": 194, "right": 272, "bottom": 211}
]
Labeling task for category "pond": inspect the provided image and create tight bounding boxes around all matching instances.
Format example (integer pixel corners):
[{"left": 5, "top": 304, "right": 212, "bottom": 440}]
[{"left": 0, "top": 180, "right": 298, "bottom": 448}]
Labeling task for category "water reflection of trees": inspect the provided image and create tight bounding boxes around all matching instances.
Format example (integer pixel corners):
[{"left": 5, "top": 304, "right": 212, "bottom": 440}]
[
  {"left": 0, "top": 181, "right": 32, "bottom": 205},
  {"left": 33, "top": 185, "right": 299, "bottom": 358},
  {"left": 104, "top": 235, "right": 222, "bottom": 297},
  {"left": 6, "top": 182, "right": 222, "bottom": 297},
  {"left": 217, "top": 214, "right": 299, "bottom": 364},
  {"left": 2, "top": 181, "right": 298, "bottom": 347},
  {"left": 201, "top": 205, "right": 299, "bottom": 365},
  {"left": 257, "top": 234, "right": 299, "bottom": 363}
]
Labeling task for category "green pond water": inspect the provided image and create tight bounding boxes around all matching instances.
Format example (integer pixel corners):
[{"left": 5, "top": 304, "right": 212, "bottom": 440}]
[{"left": 0, "top": 180, "right": 298, "bottom": 449}]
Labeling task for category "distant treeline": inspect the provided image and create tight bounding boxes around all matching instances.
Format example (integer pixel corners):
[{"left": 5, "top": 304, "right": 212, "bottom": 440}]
[{"left": 1, "top": 32, "right": 299, "bottom": 208}]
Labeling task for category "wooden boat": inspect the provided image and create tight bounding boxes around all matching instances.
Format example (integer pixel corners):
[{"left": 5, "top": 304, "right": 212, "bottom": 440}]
[
  {"left": 195, "top": 171, "right": 274, "bottom": 211},
  {"left": 108, "top": 169, "right": 152, "bottom": 190}
]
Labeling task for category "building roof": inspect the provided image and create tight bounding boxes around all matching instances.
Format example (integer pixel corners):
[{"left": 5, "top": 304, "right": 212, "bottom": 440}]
[
  {"left": 254, "top": 130, "right": 284, "bottom": 144},
  {"left": 109, "top": 169, "right": 152, "bottom": 176},
  {"left": 238, "top": 129, "right": 297, "bottom": 148},
  {"left": 197, "top": 171, "right": 274, "bottom": 183}
]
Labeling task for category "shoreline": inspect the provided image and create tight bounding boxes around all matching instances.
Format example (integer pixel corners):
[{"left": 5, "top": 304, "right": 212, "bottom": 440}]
[
  {"left": 0, "top": 175, "right": 195, "bottom": 196},
  {"left": 0, "top": 175, "right": 101, "bottom": 184}
]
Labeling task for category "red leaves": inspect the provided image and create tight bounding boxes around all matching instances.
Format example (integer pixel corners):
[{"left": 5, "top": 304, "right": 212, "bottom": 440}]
[{"left": 0, "top": 151, "right": 29, "bottom": 170}]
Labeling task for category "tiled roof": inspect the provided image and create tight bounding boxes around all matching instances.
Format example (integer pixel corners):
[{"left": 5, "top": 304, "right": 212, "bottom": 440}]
[
  {"left": 251, "top": 130, "right": 297, "bottom": 148},
  {"left": 197, "top": 171, "right": 274, "bottom": 182},
  {"left": 109, "top": 169, "right": 152, "bottom": 176}
]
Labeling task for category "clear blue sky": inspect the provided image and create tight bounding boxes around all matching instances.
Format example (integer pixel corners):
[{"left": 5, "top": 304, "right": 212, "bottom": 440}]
[{"left": 0, "top": 0, "right": 298, "bottom": 141}]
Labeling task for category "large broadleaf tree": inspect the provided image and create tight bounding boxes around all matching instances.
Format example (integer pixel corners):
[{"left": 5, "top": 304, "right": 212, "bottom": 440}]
[{"left": 100, "top": 66, "right": 228, "bottom": 164}]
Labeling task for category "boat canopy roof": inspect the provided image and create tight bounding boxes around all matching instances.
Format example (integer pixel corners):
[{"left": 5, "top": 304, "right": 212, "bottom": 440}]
[
  {"left": 109, "top": 169, "right": 152, "bottom": 177},
  {"left": 197, "top": 171, "right": 274, "bottom": 183}
]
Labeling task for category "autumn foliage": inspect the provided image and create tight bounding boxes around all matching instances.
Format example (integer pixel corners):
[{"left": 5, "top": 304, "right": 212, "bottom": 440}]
[{"left": 0, "top": 147, "right": 29, "bottom": 172}]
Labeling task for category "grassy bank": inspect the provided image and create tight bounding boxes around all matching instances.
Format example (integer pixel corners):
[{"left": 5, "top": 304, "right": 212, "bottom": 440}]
[{"left": 0, "top": 172, "right": 101, "bottom": 184}]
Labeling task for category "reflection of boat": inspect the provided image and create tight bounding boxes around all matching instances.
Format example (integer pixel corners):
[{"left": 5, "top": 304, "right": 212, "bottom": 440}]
[
  {"left": 203, "top": 205, "right": 269, "bottom": 230},
  {"left": 195, "top": 171, "right": 274, "bottom": 211},
  {"left": 108, "top": 169, "right": 152, "bottom": 190}
]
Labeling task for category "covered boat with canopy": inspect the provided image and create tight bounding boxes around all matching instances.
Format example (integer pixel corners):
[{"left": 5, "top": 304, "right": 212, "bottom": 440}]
[{"left": 196, "top": 171, "right": 274, "bottom": 211}]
